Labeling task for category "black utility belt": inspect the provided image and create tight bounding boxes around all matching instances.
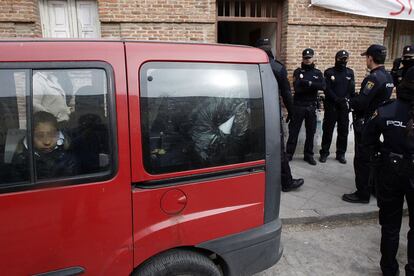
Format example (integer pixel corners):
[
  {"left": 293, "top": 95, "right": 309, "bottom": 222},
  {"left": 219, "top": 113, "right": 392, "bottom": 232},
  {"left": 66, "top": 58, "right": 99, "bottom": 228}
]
[
  {"left": 382, "top": 152, "right": 414, "bottom": 164},
  {"left": 294, "top": 101, "right": 317, "bottom": 107}
]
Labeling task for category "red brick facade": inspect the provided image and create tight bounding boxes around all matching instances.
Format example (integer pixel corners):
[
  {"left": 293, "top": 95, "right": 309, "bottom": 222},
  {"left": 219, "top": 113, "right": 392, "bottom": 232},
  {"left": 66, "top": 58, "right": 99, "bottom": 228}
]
[
  {"left": 0, "top": 0, "right": 41, "bottom": 38},
  {"left": 282, "top": 0, "right": 387, "bottom": 85},
  {"left": 0, "top": 0, "right": 401, "bottom": 85}
]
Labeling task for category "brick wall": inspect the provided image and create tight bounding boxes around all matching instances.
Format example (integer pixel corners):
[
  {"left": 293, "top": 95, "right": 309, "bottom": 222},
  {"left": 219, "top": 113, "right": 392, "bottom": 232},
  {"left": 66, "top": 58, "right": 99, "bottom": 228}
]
[
  {"left": 284, "top": 0, "right": 388, "bottom": 87},
  {"left": 0, "top": 0, "right": 41, "bottom": 38},
  {"left": 99, "top": 0, "right": 216, "bottom": 42}
]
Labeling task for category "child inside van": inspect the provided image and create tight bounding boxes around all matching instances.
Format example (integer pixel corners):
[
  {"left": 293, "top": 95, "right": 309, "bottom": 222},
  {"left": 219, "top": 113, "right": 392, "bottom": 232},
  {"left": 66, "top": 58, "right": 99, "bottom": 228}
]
[{"left": 12, "top": 111, "right": 78, "bottom": 181}]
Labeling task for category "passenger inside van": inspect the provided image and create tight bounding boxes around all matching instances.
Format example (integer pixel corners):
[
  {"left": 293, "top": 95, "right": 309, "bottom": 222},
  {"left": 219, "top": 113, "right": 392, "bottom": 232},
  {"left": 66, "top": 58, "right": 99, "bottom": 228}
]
[
  {"left": 68, "top": 84, "right": 110, "bottom": 174},
  {"left": 12, "top": 111, "right": 78, "bottom": 181}
]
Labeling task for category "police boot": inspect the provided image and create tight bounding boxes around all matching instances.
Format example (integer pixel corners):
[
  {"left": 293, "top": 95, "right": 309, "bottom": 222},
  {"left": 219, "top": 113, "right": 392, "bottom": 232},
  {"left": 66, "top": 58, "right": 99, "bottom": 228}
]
[
  {"left": 319, "top": 154, "right": 328, "bottom": 163},
  {"left": 342, "top": 191, "right": 369, "bottom": 204},
  {"left": 282, "top": 178, "right": 304, "bottom": 192},
  {"left": 304, "top": 156, "right": 317, "bottom": 166},
  {"left": 336, "top": 154, "right": 347, "bottom": 164}
]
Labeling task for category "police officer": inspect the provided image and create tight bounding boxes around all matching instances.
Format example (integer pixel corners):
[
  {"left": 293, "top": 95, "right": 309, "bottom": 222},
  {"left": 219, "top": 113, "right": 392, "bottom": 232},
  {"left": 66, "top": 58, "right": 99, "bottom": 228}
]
[
  {"left": 320, "top": 50, "right": 355, "bottom": 164},
  {"left": 255, "top": 38, "right": 304, "bottom": 192},
  {"left": 286, "top": 48, "right": 326, "bottom": 165},
  {"left": 342, "top": 44, "right": 394, "bottom": 204},
  {"left": 362, "top": 67, "right": 414, "bottom": 276},
  {"left": 391, "top": 45, "right": 414, "bottom": 86}
]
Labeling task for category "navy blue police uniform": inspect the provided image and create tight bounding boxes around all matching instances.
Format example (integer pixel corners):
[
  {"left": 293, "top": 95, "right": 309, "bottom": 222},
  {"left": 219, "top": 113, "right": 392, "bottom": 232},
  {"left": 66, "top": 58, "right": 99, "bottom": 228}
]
[
  {"left": 362, "top": 67, "right": 414, "bottom": 275},
  {"left": 286, "top": 48, "right": 326, "bottom": 165},
  {"left": 391, "top": 45, "right": 414, "bottom": 87},
  {"left": 256, "top": 38, "right": 303, "bottom": 192},
  {"left": 342, "top": 44, "right": 394, "bottom": 204},
  {"left": 320, "top": 50, "right": 355, "bottom": 163}
]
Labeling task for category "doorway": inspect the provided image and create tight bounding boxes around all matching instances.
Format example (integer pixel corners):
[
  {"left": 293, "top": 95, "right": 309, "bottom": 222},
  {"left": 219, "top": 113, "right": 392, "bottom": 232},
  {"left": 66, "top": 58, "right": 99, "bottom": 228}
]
[
  {"left": 216, "top": 0, "right": 282, "bottom": 57},
  {"left": 218, "top": 22, "right": 277, "bottom": 54}
]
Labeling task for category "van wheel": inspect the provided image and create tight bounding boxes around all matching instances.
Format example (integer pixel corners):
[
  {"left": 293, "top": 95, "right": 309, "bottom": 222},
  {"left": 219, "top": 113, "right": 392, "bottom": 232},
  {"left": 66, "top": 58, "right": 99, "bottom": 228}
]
[{"left": 133, "top": 249, "right": 222, "bottom": 276}]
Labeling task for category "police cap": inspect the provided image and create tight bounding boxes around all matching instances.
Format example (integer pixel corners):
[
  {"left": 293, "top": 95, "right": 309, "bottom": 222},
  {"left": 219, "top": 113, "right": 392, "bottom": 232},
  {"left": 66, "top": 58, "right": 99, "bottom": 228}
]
[
  {"left": 302, "top": 48, "right": 314, "bottom": 58},
  {"left": 336, "top": 50, "right": 349, "bottom": 59},
  {"left": 361, "top": 44, "right": 387, "bottom": 59},
  {"left": 403, "top": 45, "right": 414, "bottom": 59}
]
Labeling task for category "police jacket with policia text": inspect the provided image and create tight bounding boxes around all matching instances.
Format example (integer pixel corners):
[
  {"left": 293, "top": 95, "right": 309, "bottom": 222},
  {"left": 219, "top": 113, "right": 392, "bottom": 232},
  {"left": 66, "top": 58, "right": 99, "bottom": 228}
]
[
  {"left": 293, "top": 63, "right": 326, "bottom": 104},
  {"left": 362, "top": 99, "right": 414, "bottom": 160},
  {"left": 324, "top": 66, "right": 356, "bottom": 104},
  {"left": 350, "top": 66, "right": 394, "bottom": 121}
]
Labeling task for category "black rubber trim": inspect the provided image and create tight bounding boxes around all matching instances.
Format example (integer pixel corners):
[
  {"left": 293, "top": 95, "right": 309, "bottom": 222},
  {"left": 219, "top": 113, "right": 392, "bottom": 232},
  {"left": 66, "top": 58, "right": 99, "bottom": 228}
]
[
  {"left": 133, "top": 165, "right": 265, "bottom": 189},
  {"left": 0, "top": 62, "right": 118, "bottom": 193},
  {"left": 197, "top": 219, "right": 282, "bottom": 276},
  {"left": 259, "top": 63, "right": 281, "bottom": 223},
  {"left": 33, "top": 266, "right": 85, "bottom": 276}
]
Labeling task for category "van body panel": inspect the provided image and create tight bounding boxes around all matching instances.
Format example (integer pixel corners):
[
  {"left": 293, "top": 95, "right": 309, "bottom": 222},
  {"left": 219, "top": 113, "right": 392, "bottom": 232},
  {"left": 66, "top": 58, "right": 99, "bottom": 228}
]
[
  {"left": 131, "top": 172, "right": 265, "bottom": 267},
  {"left": 0, "top": 42, "right": 133, "bottom": 275}
]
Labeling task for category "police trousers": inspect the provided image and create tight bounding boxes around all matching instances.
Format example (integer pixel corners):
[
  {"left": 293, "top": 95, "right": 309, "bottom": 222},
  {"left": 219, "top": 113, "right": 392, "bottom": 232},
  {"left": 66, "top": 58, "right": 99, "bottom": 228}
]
[
  {"left": 320, "top": 101, "right": 349, "bottom": 156},
  {"left": 353, "top": 129, "right": 371, "bottom": 199},
  {"left": 286, "top": 103, "right": 317, "bottom": 158},
  {"left": 281, "top": 120, "right": 293, "bottom": 187},
  {"left": 376, "top": 156, "right": 414, "bottom": 276}
]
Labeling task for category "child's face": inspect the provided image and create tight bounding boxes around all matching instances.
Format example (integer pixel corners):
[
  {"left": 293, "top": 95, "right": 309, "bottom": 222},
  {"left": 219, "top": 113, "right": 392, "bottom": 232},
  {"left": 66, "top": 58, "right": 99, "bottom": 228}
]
[{"left": 33, "top": 122, "right": 58, "bottom": 153}]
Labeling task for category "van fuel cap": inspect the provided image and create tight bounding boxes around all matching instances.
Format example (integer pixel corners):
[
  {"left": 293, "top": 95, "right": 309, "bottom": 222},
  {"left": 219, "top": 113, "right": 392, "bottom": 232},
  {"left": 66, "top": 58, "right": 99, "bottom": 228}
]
[{"left": 160, "top": 189, "right": 187, "bottom": 215}]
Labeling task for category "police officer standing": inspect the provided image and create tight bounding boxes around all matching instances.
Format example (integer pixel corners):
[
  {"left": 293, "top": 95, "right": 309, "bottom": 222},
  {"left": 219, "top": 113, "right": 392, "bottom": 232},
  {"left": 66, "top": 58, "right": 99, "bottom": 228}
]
[
  {"left": 319, "top": 50, "right": 355, "bottom": 164},
  {"left": 362, "top": 67, "right": 414, "bottom": 276},
  {"left": 391, "top": 45, "right": 414, "bottom": 87},
  {"left": 342, "top": 44, "right": 394, "bottom": 204},
  {"left": 255, "top": 38, "right": 304, "bottom": 192},
  {"left": 286, "top": 48, "right": 326, "bottom": 165}
]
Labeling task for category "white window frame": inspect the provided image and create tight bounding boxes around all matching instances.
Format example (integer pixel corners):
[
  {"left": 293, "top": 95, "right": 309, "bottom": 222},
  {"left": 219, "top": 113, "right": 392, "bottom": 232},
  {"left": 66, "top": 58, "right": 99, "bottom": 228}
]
[{"left": 39, "top": 0, "right": 101, "bottom": 38}]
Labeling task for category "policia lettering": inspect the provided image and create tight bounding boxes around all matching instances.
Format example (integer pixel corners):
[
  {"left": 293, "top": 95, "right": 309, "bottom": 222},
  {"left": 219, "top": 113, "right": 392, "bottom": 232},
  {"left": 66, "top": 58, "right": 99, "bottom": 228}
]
[
  {"left": 342, "top": 44, "right": 394, "bottom": 204},
  {"left": 286, "top": 48, "right": 326, "bottom": 165},
  {"left": 320, "top": 50, "right": 355, "bottom": 164}
]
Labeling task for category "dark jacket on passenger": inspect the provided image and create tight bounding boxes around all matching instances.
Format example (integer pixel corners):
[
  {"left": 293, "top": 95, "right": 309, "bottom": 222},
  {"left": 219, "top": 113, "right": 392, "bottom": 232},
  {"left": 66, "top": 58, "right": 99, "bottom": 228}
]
[{"left": 12, "top": 136, "right": 78, "bottom": 181}]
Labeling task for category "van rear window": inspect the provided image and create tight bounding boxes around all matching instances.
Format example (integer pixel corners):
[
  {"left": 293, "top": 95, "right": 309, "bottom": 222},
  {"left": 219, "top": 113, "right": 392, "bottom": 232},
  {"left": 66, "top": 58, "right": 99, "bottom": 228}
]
[{"left": 140, "top": 62, "right": 265, "bottom": 174}]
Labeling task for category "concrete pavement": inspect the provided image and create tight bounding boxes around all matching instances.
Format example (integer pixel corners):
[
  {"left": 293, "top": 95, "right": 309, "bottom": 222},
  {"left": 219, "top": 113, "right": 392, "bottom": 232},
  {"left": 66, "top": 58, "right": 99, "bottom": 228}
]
[
  {"left": 257, "top": 218, "right": 410, "bottom": 276},
  {"left": 280, "top": 153, "right": 380, "bottom": 224}
]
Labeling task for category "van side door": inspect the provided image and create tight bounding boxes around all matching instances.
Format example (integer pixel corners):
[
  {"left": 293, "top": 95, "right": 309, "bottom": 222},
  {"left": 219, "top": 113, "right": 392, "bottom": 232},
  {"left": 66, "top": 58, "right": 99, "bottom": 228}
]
[{"left": 126, "top": 42, "right": 269, "bottom": 267}]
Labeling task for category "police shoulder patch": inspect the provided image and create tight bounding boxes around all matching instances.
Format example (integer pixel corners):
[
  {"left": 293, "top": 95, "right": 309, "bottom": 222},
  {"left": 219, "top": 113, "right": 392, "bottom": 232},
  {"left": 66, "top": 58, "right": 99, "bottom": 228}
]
[
  {"left": 366, "top": 81, "right": 375, "bottom": 90},
  {"left": 362, "top": 80, "right": 375, "bottom": 95}
]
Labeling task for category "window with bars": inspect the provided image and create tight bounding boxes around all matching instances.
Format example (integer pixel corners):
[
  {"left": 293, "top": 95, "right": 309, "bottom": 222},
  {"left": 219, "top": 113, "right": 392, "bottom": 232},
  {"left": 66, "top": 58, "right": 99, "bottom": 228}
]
[
  {"left": 217, "top": 0, "right": 278, "bottom": 21},
  {"left": 384, "top": 20, "right": 414, "bottom": 61}
]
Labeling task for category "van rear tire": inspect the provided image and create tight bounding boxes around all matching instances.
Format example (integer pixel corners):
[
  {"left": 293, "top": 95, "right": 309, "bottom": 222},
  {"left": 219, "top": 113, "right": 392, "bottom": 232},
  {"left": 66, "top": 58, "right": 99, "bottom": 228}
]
[{"left": 133, "top": 249, "right": 222, "bottom": 276}]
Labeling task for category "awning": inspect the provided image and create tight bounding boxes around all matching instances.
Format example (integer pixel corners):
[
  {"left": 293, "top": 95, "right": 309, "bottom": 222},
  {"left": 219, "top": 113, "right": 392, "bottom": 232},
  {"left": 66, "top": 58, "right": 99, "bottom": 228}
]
[{"left": 311, "top": 0, "right": 414, "bottom": 21}]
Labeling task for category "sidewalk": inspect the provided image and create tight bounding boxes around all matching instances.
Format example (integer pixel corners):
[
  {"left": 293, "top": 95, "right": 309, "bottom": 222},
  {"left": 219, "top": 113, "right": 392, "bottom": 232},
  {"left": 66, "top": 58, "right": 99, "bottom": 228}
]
[{"left": 280, "top": 153, "right": 380, "bottom": 224}]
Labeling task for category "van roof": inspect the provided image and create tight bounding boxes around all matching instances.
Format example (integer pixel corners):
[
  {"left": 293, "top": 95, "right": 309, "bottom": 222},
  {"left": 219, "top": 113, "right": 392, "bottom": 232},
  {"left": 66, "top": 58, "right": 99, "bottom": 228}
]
[{"left": 0, "top": 39, "right": 269, "bottom": 64}]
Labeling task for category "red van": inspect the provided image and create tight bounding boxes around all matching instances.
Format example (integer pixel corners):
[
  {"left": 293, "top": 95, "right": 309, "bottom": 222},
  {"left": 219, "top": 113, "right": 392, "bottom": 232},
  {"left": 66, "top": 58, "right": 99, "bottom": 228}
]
[{"left": 0, "top": 40, "right": 282, "bottom": 276}]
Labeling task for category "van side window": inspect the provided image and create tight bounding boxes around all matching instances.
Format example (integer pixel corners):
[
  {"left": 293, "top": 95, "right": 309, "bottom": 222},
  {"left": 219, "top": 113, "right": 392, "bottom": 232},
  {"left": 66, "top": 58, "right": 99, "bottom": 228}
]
[
  {"left": 0, "top": 67, "right": 113, "bottom": 189},
  {"left": 140, "top": 62, "right": 265, "bottom": 174}
]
